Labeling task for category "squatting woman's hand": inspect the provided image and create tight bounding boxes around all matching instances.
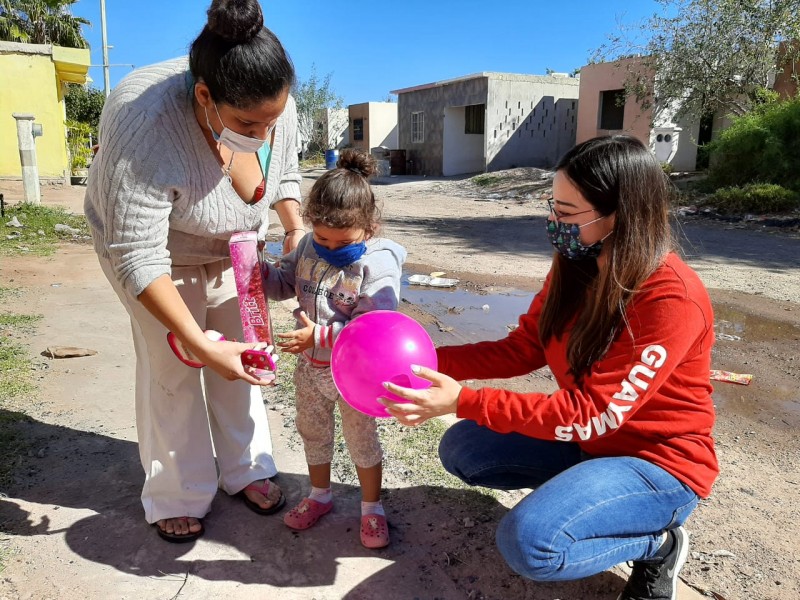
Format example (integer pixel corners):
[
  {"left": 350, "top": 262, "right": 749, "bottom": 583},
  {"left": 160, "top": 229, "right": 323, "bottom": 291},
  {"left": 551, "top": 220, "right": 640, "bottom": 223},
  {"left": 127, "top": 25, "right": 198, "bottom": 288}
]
[{"left": 379, "top": 365, "right": 462, "bottom": 427}]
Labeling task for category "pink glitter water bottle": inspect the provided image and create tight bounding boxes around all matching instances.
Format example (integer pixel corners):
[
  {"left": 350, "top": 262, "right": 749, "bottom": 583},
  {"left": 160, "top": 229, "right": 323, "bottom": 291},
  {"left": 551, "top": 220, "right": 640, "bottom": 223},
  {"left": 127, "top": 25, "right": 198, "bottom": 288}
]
[{"left": 230, "top": 231, "right": 276, "bottom": 382}]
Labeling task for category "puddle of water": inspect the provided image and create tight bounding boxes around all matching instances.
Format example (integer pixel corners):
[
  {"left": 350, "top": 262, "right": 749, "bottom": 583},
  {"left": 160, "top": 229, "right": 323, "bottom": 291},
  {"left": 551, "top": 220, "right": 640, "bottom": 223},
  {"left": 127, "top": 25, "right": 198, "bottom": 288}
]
[
  {"left": 261, "top": 241, "right": 283, "bottom": 263},
  {"left": 712, "top": 381, "right": 798, "bottom": 424},
  {"left": 401, "top": 274, "right": 799, "bottom": 424},
  {"left": 401, "top": 279, "right": 533, "bottom": 342},
  {"left": 714, "top": 304, "right": 800, "bottom": 343}
]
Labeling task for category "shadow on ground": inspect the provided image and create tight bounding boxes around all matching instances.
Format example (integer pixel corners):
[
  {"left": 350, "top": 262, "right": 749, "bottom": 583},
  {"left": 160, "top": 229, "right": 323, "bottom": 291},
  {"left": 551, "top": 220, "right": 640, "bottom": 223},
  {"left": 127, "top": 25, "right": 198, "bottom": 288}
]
[
  {"left": 384, "top": 208, "right": 800, "bottom": 273},
  {"left": 0, "top": 412, "right": 628, "bottom": 598}
]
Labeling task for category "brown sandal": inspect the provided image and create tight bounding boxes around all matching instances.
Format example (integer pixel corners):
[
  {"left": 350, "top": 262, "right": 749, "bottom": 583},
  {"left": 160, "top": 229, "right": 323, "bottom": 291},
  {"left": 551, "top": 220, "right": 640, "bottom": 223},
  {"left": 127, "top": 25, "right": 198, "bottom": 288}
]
[
  {"left": 239, "top": 479, "right": 286, "bottom": 515},
  {"left": 155, "top": 517, "right": 204, "bottom": 543}
]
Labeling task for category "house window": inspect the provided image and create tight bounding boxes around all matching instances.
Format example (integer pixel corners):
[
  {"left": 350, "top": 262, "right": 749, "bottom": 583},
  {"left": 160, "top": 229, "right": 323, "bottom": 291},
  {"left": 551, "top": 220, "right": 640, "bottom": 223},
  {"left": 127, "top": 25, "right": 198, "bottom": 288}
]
[
  {"left": 353, "top": 118, "right": 364, "bottom": 141},
  {"left": 411, "top": 111, "right": 424, "bottom": 143},
  {"left": 465, "top": 104, "right": 485, "bottom": 134},
  {"left": 599, "top": 89, "right": 625, "bottom": 130}
]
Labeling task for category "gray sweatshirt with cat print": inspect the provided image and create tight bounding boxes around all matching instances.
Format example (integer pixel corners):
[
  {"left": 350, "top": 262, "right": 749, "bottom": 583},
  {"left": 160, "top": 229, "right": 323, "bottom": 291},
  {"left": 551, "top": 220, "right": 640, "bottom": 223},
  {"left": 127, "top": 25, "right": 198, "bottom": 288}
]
[{"left": 262, "top": 233, "right": 406, "bottom": 366}]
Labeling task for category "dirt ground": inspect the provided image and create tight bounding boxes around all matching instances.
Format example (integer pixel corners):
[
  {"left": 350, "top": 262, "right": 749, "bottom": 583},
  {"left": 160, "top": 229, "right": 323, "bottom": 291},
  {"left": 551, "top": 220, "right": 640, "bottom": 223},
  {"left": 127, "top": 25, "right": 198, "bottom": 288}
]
[{"left": 0, "top": 170, "right": 798, "bottom": 600}]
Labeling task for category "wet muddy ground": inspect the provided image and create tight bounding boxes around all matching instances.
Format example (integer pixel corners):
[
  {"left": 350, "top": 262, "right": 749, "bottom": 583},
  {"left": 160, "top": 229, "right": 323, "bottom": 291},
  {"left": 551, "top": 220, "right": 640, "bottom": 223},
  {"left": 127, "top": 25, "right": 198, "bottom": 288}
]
[{"left": 400, "top": 269, "right": 800, "bottom": 430}]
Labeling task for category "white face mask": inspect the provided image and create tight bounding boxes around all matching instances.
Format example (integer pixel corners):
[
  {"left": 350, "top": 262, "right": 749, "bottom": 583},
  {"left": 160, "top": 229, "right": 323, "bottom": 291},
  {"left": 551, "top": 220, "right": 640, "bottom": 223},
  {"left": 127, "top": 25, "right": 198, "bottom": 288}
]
[{"left": 205, "top": 103, "right": 269, "bottom": 153}]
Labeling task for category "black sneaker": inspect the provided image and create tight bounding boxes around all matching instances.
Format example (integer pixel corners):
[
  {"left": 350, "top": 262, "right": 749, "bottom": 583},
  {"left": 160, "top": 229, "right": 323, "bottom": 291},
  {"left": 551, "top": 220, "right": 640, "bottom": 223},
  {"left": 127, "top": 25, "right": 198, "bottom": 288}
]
[{"left": 616, "top": 526, "right": 689, "bottom": 600}]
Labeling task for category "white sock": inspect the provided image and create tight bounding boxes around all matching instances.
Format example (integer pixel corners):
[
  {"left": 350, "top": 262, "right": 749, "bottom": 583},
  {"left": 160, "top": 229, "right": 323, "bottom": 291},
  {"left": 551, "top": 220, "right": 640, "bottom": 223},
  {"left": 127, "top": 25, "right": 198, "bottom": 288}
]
[
  {"left": 309, "top": 486, "right": 332, "bottom": 504},
  {"left": 361, "top": 500, "right": 385, "bottom": 516}
]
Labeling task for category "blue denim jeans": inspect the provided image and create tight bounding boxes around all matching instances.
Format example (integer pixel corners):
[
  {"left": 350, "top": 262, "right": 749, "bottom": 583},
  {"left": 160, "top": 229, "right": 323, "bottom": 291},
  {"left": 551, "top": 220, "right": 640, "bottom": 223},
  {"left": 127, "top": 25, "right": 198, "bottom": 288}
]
[{"left": 439, "top": 420, "right": 699, "bottom": 582}]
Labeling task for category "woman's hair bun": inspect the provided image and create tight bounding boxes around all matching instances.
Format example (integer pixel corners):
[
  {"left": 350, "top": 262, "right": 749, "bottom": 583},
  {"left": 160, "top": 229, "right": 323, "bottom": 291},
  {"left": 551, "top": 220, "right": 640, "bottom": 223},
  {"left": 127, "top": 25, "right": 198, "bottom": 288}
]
[
  {"left": 337, "top": 149, "right": 378, "bottom": 178},
  {"left": 206, "top": 0, "right": 264, "bottom": 43}
]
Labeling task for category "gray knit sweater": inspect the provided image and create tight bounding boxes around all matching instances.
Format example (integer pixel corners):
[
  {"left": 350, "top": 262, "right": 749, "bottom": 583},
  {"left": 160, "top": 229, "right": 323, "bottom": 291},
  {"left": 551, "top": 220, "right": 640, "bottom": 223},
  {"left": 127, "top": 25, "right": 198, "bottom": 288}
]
[{"left": 84, "top": 57, "right": 302, "bottom": 298}]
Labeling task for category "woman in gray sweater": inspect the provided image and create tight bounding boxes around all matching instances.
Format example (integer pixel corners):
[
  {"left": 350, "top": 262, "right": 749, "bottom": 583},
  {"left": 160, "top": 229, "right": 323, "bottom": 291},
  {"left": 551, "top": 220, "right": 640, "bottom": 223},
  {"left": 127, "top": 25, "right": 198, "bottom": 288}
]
[{"left": 84, "top": 0, "right": 303, "bottom": 542}]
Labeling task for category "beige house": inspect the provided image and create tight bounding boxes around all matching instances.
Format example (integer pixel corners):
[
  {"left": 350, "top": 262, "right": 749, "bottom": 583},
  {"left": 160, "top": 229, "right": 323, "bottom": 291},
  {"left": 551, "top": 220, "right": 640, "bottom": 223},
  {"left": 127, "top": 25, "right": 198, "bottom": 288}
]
[
  {"left": 577, "top": 51, "right": 799, "bottom": 172},
  {"left": 576, "top": 57, "right": 708, "bottom": 172},
  {"left": 348, "top": 102, "right": 398, "bottom": 154},
  {"left": 304, "top": 107, "right": 349, "bottom": 152}
]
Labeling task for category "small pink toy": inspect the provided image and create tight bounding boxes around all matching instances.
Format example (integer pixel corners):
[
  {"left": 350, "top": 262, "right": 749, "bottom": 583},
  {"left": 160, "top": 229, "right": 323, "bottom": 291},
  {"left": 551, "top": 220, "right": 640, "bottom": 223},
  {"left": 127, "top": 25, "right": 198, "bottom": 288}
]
[
  {"left": 229, "top": 231, "right": 277, "bottom": 382},
  {"left": 167, "top": 330, "right": 277, "bottom": 372}
]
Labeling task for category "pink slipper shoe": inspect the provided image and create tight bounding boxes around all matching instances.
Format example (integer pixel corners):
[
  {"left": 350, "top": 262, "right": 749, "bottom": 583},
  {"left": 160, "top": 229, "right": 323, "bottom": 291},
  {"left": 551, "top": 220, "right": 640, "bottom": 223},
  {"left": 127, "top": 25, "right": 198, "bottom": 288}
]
[
  {"left": 283, "top": 497, "right": 333, "bottom": 530},
  {"left": 360, "top": 513, "right": 390, "bottom": 549}
]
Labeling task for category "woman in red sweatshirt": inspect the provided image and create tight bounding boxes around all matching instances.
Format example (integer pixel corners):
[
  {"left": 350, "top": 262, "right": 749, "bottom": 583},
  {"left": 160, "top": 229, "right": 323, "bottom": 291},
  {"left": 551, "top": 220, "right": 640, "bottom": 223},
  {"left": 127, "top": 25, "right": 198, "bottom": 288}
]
[{"left": 382, "top": 135, "right": 718, "bottom": 600}]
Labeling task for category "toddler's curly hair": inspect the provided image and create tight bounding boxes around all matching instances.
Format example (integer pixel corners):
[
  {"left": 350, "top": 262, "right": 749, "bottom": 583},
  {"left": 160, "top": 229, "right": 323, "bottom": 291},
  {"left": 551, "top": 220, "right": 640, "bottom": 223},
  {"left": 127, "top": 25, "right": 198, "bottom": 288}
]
[{"left": 302, "top": 149, "right": 381, "bottom": 237}]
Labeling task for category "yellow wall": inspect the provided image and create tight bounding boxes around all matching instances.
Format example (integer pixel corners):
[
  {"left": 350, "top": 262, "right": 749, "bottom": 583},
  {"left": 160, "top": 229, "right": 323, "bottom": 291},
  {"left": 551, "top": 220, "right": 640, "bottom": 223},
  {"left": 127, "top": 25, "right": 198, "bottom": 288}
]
[{"left": 0, "top": 44, "right": 89, "bottom": 179}]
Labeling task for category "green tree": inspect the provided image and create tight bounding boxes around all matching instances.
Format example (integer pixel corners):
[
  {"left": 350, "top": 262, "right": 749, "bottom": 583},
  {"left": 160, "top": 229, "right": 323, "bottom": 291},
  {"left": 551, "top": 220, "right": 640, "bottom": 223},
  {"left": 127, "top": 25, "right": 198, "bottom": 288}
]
[
  {"left": 65, "top": 84, "right": 105, "bottom": 135},
  {"left": 707, "top": 95, "right": 800, "bottom": 190},
  {"left": 593, "top": 0, "right": 800, "bottom": 119},
  {"left": 66, "top": 118, "right": 92, "bottom": 172},
  {"left": 0, "top": 0, "right": 89, "bottom": 48},
  {"left": 293, "top": 65, "right": 344, "bottom": 158}
]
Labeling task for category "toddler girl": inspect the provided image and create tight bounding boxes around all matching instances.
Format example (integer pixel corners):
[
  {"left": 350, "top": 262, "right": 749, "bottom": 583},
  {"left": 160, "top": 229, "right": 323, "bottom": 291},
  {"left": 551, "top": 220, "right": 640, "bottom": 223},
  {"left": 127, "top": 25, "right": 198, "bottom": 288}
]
[{"left": 262, "top": 149, "right": 406, "bottom": 548}]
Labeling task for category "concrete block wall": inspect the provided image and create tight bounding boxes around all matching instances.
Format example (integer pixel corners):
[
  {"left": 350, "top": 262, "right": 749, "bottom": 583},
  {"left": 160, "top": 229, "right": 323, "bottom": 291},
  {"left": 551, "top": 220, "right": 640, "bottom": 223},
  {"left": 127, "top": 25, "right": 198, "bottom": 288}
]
[{"left": 486, "top": 76, "right": 579, "bottom": 171}]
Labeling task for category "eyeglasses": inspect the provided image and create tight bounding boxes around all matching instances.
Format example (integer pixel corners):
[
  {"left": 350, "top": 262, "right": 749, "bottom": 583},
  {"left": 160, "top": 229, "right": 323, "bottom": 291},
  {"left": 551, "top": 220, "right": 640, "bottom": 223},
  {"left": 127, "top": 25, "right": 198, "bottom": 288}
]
[{"left": 546, "top": 198, "right": 597, "bottom": 221}]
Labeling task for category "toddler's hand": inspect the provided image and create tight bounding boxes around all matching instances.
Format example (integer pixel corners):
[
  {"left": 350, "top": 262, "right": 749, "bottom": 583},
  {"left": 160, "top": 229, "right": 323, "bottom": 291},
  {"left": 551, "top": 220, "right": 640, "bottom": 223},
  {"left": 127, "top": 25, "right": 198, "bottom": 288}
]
[{"left": 277, "top": 311, "right": 315, "bottom": 354}]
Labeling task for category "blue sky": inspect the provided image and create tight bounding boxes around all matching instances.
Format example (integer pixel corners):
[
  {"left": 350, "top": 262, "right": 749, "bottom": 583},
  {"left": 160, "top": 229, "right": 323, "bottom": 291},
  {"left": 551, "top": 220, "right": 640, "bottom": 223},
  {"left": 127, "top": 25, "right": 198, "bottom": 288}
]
[{"left": 72, "top": 1, "right": 659, "bottom": 104}]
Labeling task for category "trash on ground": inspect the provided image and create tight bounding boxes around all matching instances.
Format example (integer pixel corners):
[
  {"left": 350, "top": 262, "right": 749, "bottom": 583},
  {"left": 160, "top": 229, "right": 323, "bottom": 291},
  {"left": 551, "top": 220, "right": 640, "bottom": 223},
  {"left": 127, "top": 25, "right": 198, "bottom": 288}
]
[
  {"left": 435, "top": 321, "right": 454, "bottom": 333},
  {"left": 54, "top": 223, "right": 81, "bottom": 235},
  {"left": 716, "top": 333, "right": 742, "bottom": 341},
  {"left": 710, "top": 370, "right": 753, "bottom": 385},
  {"left": 408, "top": 274, "right": 459, "bottom": 288},
  {"left": 6, "top": 216, "right": 24, "bottom": 228},
  {"left": 44, "top": 346, "right": 98, "bottom": 359}
]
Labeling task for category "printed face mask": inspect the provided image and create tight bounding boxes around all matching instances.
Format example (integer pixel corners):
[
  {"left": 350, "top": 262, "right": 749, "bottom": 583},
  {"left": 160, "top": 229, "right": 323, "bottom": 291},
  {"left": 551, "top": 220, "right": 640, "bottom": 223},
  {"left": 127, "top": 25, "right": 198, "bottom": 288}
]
[
  {"left": 205, "top": 103, "right": 269, "bottom": 154},
  {"left": 312, "top": 240, "right": 367, "bottom": 268},
  {"left": 546, "top": 215, "right": 610, "bottom": 260}
]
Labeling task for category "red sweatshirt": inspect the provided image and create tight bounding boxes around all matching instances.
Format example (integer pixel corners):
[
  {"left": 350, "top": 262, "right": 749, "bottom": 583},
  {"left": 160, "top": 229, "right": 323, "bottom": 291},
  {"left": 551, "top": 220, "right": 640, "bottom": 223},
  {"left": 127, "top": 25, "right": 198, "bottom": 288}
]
[{"left": 438, "top": 253, "right": 718, "bottom": 498}]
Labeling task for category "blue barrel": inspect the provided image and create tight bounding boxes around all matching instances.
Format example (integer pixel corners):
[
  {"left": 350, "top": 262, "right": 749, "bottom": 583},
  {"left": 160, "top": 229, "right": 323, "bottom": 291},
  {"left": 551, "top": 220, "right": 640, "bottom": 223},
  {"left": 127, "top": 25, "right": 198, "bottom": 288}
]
[{"left": 325, "top": 149, "right": 339, "bottom": 170}]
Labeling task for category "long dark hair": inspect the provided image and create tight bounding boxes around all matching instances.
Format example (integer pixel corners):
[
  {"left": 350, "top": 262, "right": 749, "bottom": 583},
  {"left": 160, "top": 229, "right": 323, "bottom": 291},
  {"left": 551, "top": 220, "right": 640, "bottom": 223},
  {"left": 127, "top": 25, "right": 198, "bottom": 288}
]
[
  {"left": 539, "top": 135, "right": 674, "bottom": 382},
  {"left": 302, "top": 149, "right": 381, "bottom": 238},
  {"left": 189, "top": 0, "right": 295, "bottom": 108}
]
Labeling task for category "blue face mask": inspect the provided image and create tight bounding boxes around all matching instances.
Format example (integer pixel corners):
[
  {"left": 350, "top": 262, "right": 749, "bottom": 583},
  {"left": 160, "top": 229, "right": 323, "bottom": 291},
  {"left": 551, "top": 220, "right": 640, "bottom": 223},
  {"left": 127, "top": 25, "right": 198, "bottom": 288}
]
[{"left": 312, "top": 240, "right": 367, "bottom": 268}]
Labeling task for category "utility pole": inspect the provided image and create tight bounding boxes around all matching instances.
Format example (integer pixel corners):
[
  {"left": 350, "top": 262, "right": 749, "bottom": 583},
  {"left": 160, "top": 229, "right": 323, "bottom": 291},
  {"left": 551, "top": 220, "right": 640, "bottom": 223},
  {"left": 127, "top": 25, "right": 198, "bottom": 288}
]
[{"left": 100, "top": 0, "right": 110, "bottom": 97}]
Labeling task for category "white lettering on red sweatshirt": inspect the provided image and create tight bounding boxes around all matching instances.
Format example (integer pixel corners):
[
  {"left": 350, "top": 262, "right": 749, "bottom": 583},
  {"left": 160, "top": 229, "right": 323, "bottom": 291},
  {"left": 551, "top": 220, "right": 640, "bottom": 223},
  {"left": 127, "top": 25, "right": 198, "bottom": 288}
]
[{"left": 438, "top": 253, "right": 718, "bottom": 498}]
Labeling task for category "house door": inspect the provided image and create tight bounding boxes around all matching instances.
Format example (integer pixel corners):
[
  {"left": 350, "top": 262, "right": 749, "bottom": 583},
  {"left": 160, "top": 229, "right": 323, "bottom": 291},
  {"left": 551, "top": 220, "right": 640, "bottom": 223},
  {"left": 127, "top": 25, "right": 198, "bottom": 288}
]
[
  {"left": 443, "top": 105, "right": 485, "bottom": 176},
  {"left": 696, "top": 113, "right": 714, "bottom": 170}
]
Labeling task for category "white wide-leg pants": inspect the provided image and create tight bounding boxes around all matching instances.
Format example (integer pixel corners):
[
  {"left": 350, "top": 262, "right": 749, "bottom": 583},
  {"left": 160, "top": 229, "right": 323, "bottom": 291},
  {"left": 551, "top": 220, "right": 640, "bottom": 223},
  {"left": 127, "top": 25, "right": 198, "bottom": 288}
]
[{"left": 99, "top": 257, "right": 277, "bottom": 524}]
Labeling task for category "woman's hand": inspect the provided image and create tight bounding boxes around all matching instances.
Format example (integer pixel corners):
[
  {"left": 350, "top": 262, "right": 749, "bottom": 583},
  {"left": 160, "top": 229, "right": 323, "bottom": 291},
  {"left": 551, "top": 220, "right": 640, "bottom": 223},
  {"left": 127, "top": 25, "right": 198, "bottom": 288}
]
[
  {"left": 282, "top": 228, "right": 304, "bottom": 254},
  {"left": 191, "top": 338, "right": 276, "bottom": 386},
  {"left": 379, "top": 365, "right": 462, "bottom": 427},
  {"left": 274, "top": 198, "right": 304, "bottom": 254},
  {"left": 276, "top": 311, "right": 315, "bottom": 354}
]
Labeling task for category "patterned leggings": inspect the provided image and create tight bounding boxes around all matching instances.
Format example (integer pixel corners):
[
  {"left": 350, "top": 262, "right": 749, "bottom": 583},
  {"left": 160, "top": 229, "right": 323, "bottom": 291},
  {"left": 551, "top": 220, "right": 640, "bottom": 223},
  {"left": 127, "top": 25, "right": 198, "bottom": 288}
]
[{"left": 293, "top": 359, "right": 383, "bottom": 468}]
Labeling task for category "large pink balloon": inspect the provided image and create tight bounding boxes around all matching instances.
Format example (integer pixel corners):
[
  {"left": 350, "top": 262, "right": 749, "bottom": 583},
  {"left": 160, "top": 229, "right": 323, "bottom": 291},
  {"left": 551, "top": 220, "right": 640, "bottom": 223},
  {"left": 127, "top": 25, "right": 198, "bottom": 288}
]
[{"left": 331, "top": 310, "right": 437, "bottom": 418}]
